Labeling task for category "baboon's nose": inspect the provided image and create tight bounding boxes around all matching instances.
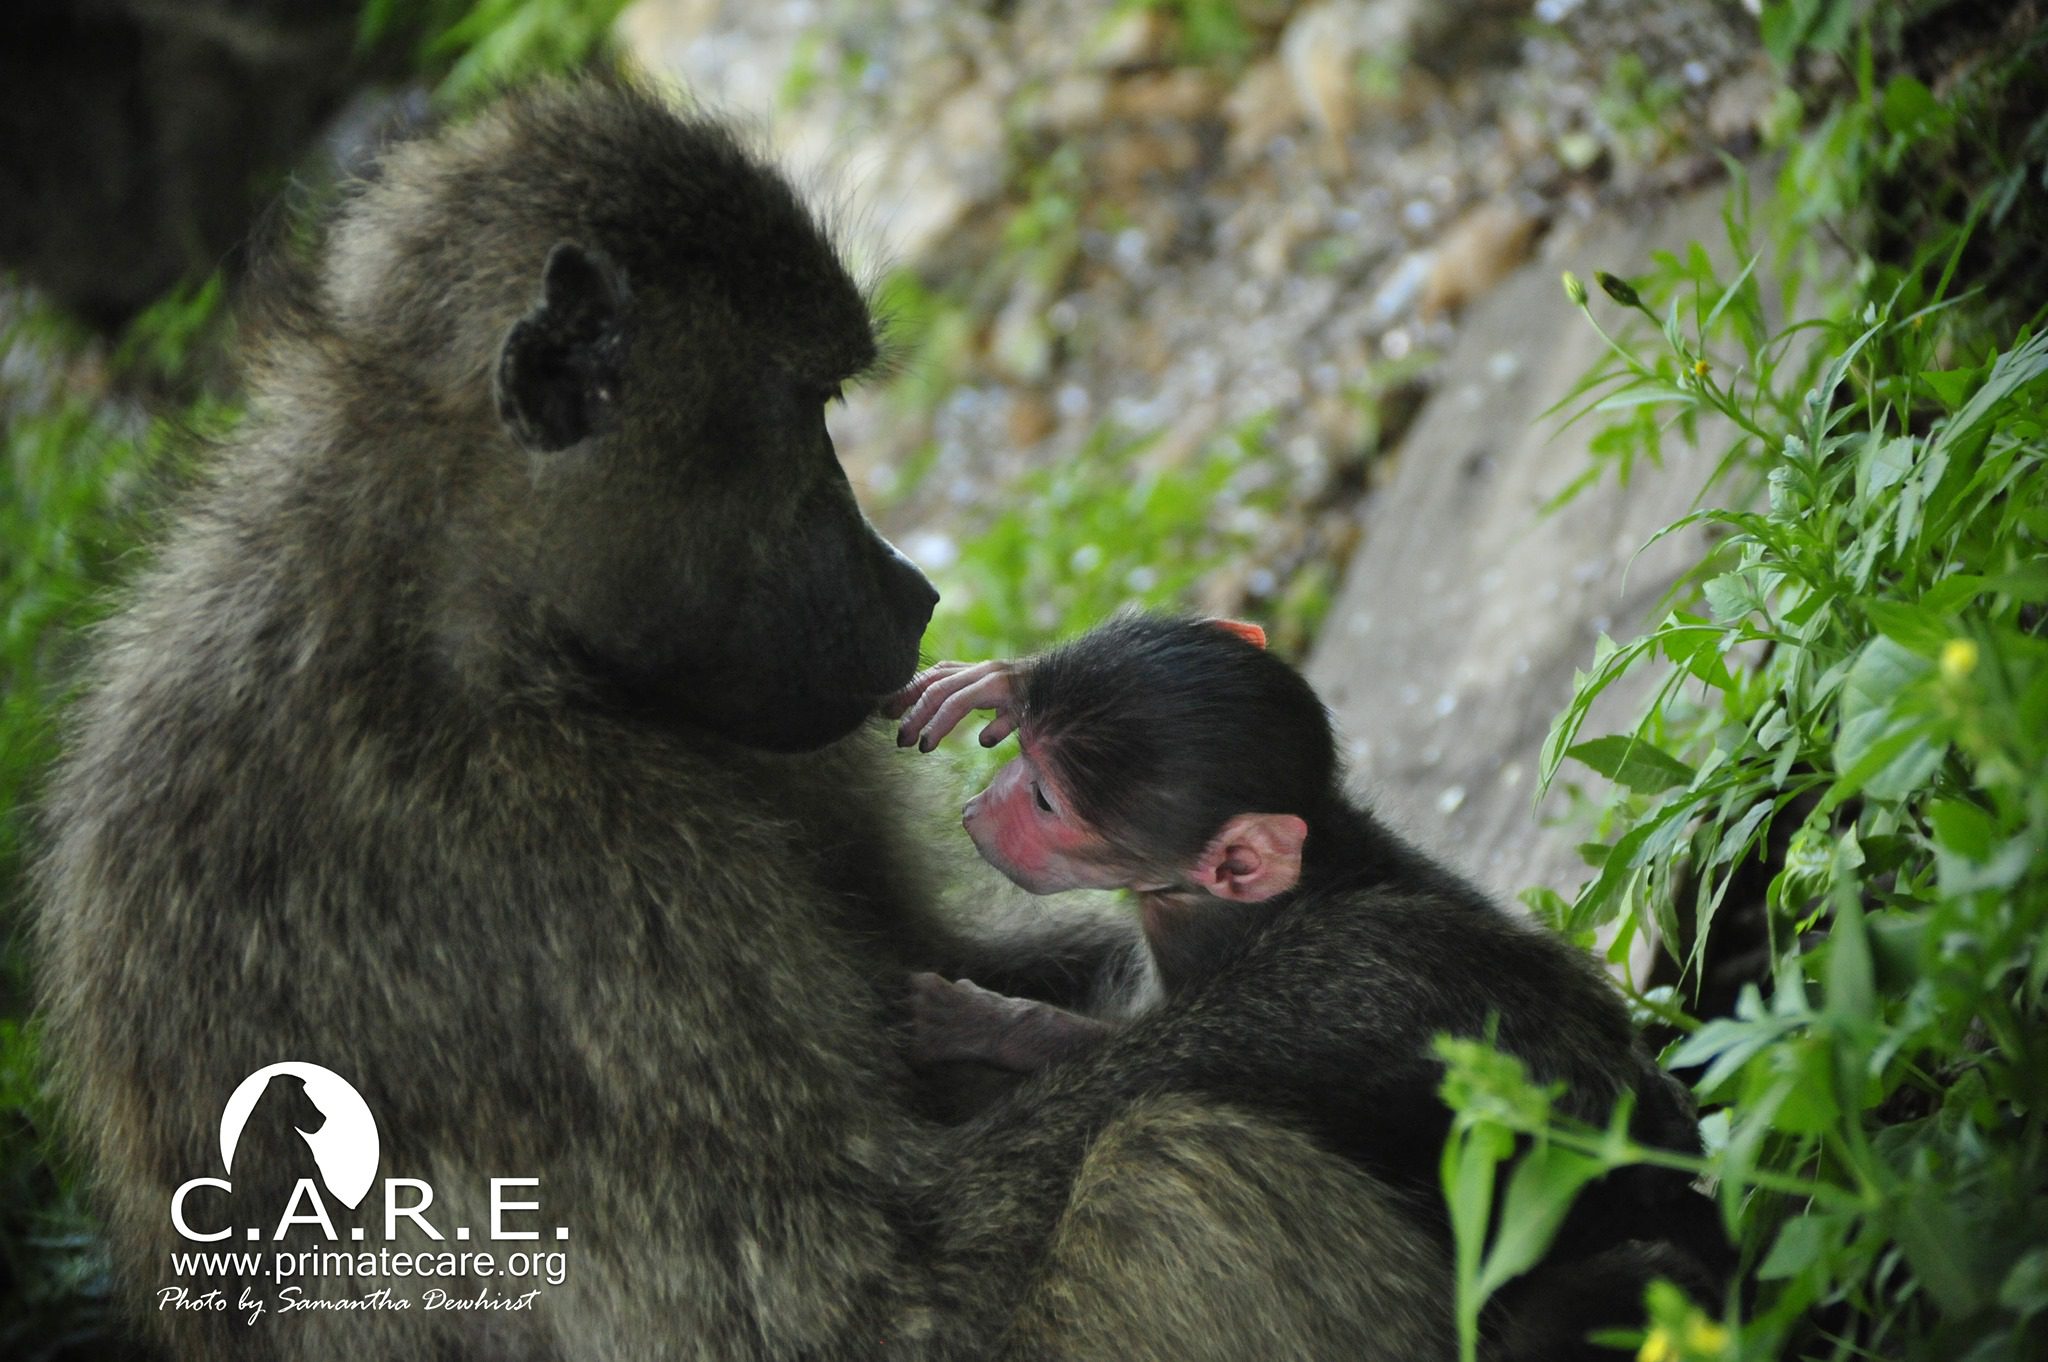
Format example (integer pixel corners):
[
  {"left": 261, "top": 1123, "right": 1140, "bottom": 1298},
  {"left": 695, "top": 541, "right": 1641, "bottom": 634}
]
[{"left": 898, "top": 563, "right": 939, "bottom": 625}]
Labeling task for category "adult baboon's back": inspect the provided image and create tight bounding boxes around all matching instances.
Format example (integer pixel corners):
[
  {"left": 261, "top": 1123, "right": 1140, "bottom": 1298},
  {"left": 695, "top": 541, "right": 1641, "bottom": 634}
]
[{"left": 34, "top": 82, "right": 1452, "bottom": 1360}]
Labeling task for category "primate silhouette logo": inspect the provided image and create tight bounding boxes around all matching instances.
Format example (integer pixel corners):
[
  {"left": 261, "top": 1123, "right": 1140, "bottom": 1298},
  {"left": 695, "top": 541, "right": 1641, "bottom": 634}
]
[{"left": 219, "top": 1063, "right": 380, "bottom": 1210}]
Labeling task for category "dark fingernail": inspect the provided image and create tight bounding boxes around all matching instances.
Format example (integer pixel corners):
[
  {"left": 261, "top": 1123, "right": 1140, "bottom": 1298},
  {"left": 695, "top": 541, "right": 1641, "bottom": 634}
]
[{"left": 919, "top": 736, "right": 933, "bottom": 753}]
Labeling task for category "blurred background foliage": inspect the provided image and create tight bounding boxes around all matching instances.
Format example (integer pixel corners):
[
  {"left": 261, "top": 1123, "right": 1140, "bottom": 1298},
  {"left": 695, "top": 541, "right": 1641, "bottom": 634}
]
[{"left": 2, "top": 0, "right": 2044, "bottom": 1357}]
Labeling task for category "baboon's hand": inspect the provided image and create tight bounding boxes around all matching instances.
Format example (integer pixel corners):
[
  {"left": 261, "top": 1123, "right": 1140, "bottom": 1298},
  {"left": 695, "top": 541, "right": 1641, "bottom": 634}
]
[
  {"left": 887, "top": 660, "right": 1021, "bottom": 752},
  {"left": 907, "top": 972, "right": 1028, "bottom": 1066}
]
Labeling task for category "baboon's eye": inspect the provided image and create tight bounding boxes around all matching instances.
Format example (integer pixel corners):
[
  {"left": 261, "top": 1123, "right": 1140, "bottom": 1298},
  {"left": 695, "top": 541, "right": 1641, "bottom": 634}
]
[{"left": 1033, "top": 781, "right": 1054, "bottom": 814}]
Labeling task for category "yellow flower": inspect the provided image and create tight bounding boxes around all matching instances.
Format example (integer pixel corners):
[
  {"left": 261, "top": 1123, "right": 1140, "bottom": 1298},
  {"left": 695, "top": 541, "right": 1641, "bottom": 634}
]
[
  {"left": 1941, "top": 638, "right": 1980, "bottom": 682},
  {"left": 1638, "top": 1326, "right": 1677, "bottom": 1362},
  {"left": 1693, "top": 358, "right": 1711, "bottom": 379},
  {"left": 1683, "top": 1317, "right": 1731, "bottom": 1353}
]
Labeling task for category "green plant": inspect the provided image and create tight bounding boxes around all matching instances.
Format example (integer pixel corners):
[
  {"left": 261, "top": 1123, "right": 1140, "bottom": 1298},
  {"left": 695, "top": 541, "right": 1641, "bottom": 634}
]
[
  {"left": 1593, "top": 51, "right": 1689, "bottom": 169},
  {"left": 0, "top": 280, "right": 229, "bottom": 1357},
  {"left": 1757, "top": 0, "right": 1864, "bottom": 73},
  {"left": 0, "top": 1017, "right": 115, "bottom": 1362},
  {"left": 1002, "top": 143, "right": 1089, "bottom": 293},
  {"left": 1769, "top": 15, "right": 2048, "bottom": 350},
  {"left": 918, "top": 413, "right": 1304, "bottom": 785},
  {"left": 1441, "top": 198, "right": 2048, "bottom": 1359},
  {"left": 358, "top": 0, "right": 630, "bottom": 104},
  {"left": 779, "top": 27, "right": 880, "bottom": 111},
  {"left": 1111, "top": 0, "right": 1256, "bottom": 68}
]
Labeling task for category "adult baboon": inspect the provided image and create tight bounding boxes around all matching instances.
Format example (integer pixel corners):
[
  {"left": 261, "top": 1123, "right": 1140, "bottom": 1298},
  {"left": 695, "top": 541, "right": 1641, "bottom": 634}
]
[{"left": 36, "top": 81, "right": 1457, "bottom": 1360}]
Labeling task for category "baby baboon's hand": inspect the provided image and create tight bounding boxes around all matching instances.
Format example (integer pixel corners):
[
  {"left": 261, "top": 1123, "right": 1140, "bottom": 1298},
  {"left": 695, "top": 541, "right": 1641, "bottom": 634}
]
[
  {"left": 886, "top": 660, "right": 1021, "bottom": 752},
  {"left": 907, "top": 972, "right": 1028, "bottom": 1067}
]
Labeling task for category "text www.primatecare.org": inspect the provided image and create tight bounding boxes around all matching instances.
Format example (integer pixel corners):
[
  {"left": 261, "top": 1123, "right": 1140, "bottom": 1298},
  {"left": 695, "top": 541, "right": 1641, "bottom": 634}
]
[{"left": 172, "top": 1248, "right": 569, "bottom": 1287}]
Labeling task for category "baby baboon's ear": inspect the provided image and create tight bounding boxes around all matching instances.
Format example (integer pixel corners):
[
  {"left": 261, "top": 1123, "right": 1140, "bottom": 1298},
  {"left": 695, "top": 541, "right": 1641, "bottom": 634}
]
[{"left": 495, "top": 241, "right": 629, "bottom": 453}]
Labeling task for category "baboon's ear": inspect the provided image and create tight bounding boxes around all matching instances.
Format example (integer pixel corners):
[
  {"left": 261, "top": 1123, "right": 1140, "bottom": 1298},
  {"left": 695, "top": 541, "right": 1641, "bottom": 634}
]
[{"left": 495, "top": 242, "right": 629, "bottom": 453}]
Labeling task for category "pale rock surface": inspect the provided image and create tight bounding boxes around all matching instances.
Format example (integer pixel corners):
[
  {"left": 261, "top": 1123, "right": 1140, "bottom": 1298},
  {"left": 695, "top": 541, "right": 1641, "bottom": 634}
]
[{"left": 1308, "top": 184, "right": 1740, "bottom": 910}]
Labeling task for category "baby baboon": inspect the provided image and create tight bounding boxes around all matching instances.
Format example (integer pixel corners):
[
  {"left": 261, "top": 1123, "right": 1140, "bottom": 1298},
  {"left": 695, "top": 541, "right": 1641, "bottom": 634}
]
[
  {"left": 895, "top": 614, "right": 1728, "bottom": 1352},
  {"left": 35, "top": 82, "right": 1468, "bottom": 1362}
]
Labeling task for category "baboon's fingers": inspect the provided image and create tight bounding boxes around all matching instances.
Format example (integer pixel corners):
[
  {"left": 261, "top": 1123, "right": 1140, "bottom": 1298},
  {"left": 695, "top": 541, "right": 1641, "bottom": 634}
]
[
  {"left": 978, "top": 712, "right": 1020, "bottom": 747},
  {"left": 915, "top": 673, "right": 1016, "bottom": 752},
  {"left": 884, "top": 662, "right": 970, "bottom": 720},
  {"left": 897, "top": 660, "right": 1009, "bottom": 747},
  {"left": 887, "top": 660, "right": 984, "bottom": 728},
  {"left": 885, "top": 662, "right": 960, "bottom": 720}
]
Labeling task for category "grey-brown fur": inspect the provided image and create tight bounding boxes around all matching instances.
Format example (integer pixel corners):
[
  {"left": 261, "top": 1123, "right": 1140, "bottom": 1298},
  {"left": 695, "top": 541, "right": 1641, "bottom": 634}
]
[{"left": 34, "top": 80, "right": 1455, "bottom": 1360}]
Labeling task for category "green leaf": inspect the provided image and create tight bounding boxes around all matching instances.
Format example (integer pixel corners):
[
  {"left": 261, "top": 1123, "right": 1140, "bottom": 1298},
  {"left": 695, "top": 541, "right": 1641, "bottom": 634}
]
[
  {"left": 1770, "top": 1039, "right": 1843, "bottom": 1134},
  {"left": 1672, "top": 1011, "right": 1800, "bottom": 1097},
  {"left": 1767, "top": 465, "right": 1802, "bottom": 520},
  {"left": 1919, "top": 573, "right": 1988, "bottom": 613},
  {"left": 1856, "top": 434, "right": 1915, "bottom": 502},
  {"left": 1758, "top": 1211, "right": 1832, "bottom": 1280},
  {"left": 1823, "top": 892, "right": 1876, "bottom": 1024},
  {"left": 1715, "top": 1076, "right": 1795, "bottom": 1226},
  {"left": 1703, "top": 573, "right": 1765, "bottom": 623},
  {"left": 1828, "top": 719, "right": 1944, "bottom": 807},
  {"left": 1759, "top": 0, "right": 1804, "bottom": 66},
  {"left": 1593, "top": 386, "right": 1698, "bottom": 412},
  {"left": 1861, "top": 599, "right": 1948, "bottom": 656},
  {"left": 1865, "top": 910, "right": 1924, "bottom": 991},
  {"left": 1707, "top": 798, "right": 1775, "bottom": 869},
  {"left": 1933, "top": 332, "right": 2048, "bottom": 462},
  {"left": 1566, "top": 735, "right": 1697, "bottom": 794},
  {"left": 1756, "top": 706, "right": 1794, "bottom": 751},
  {"left": 1894, "top": 1189, "right": 1989, "bottom": 1316},
  {"left": 1476, "top": 1142, "right": 1608, "bottom": 1298},
  {"left": 1441, "top": 1115, "right": 1512, "bottom": 1362},
  {"left": 357, "top": 0, "right": 402, "bottom": 48},
  {"left": 1538, "top": 634, "right": 1646, "bottom": 792},
  {"left": 1517, "top": 886, "right": 1570, "bottom": 928},
  {"left": 1879, "top": 75, "right": 1953, "bottom": 137},
  {"left": 1925, "top": 799, "right": 1996, "bottom": 859},
  {"left": 1660, "top": 615, "right": 1736, "bottom": 688},
  {"left": 1830, "top": 638, "right": 1943, "bottom": 805},
  {"left": 1986, "top": 558, "right": 2048, "bottom": 603},
  {"left": 1930, "top": 804, "right": 2036, "bottom": 893},
  {"left": 1919, "top": 368, "right": 1977, "bottom": 411},
  {"left": 1999, "top": 1248, "right": 2048, "bottom": 1314},
  {"left": 1567, "top": 822, "right": 1652, "bottom": 933}
]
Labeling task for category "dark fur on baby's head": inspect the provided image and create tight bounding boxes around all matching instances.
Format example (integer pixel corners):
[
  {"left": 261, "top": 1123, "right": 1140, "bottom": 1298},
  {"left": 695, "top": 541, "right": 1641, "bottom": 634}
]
[{"left": 1021, "top": 614, "right": 1340, "bottom": 874}]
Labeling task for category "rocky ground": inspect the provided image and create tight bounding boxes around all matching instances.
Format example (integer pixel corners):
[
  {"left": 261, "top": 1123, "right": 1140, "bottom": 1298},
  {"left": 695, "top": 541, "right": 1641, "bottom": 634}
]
[
  {"left": 622, "top": 0, "right": 1784, "bottom": 908},
  {"left": 623, "top": 0, "right": 1776, "bottom": 644}
]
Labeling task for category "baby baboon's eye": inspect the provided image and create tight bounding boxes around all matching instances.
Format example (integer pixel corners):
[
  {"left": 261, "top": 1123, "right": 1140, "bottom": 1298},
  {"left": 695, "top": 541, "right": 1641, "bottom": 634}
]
[{"left": 1033, "top": 782, "right": 1054, "bottom": 814}]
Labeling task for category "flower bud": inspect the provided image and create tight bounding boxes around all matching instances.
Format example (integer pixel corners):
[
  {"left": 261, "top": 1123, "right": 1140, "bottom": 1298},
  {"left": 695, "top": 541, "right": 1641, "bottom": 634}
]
[{"left": 1597, "top": 271, "right": 1643, "bottom": 307}]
